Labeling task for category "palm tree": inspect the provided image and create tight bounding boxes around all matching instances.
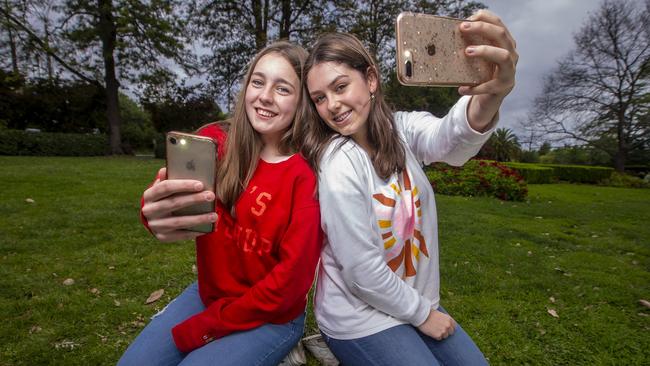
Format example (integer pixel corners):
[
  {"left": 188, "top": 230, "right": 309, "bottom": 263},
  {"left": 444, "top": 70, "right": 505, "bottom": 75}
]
[{"left": 489, "top": 128, "right": 521, "bottom": 162}]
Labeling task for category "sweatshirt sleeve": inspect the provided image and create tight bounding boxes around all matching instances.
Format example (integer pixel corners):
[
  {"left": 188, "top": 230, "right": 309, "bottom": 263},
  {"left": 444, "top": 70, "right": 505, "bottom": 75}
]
[
  {"left": 396, "top": 95, "right": 497, "bottom": 166},
  {"left": 318, "top": 144, "right": 432, "bottom": 327},
  {"left": 140, "top": 169, "right": 164, "bottom": 235},
  {"left": 170, "top": 172, "right": 322, "bottom": 353}
]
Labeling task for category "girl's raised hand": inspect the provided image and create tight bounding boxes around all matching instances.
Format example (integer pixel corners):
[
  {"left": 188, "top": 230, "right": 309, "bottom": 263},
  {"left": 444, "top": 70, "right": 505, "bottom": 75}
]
[
  {"left": 459, "top": 9, "right": 518, "bottom": 97},
  {"left": 458, "top": 9, "right": 518, "bottom": 131}
]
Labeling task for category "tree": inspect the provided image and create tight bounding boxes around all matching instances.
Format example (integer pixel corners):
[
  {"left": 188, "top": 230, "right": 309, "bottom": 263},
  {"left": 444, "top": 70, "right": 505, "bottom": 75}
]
[
  {"left": 538, "top": 142, "right": 551, "bottom": 156},
  {"left": 192, "top": 0, "right": 334, "bottom": 109},
  {"left": 0, "top": 0, "right": 63, "bottom": 79},
  {"left": 56, "top": 0, "right": 195, "bottom": 154},
  {"left": 2, "top": 1, "right": 194, "bottom": 154},
  {"left": 478, "top": 127, "right": 520, "bottom": 162},
  {"left": 525, "top": 0, "right": 650, "bottom": 172},
  {"left": 142, "top": 84, "right": 223, "bottom": 134}
]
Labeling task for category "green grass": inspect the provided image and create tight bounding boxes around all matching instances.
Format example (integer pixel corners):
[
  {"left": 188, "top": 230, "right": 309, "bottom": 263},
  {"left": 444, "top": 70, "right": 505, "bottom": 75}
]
[{"left": 0, "top": 156, "right": 648, "bottom": 365}]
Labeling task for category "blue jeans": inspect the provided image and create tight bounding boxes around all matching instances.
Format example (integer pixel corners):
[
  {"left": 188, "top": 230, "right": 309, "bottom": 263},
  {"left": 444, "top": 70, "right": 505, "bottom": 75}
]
[
  {"left": 322, "top": 307, "right": 488, "bottom": 366},
  {"left": 117, "top": 282, "right": 305, "bottom": 366}
]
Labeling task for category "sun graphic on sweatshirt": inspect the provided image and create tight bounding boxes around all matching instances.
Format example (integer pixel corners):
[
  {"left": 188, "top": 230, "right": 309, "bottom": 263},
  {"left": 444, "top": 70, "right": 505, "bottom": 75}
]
[{"left": 372, "top": 169, "right": 428, "bottom": 278}]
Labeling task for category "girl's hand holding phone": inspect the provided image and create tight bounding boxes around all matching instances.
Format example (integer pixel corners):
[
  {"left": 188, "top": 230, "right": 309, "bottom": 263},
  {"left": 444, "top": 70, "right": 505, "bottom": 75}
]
[
  {"left": 141, "top": 167, "right": 218, "bottom": 242},
  {"left": 459, "top": 10, "right": 518, "bottom": 131}
]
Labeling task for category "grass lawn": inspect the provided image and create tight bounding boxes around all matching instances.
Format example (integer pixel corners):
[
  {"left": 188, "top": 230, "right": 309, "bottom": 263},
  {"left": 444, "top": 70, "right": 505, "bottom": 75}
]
[{"left": 0, "top": 156, "right": 648, "bottom": 365}]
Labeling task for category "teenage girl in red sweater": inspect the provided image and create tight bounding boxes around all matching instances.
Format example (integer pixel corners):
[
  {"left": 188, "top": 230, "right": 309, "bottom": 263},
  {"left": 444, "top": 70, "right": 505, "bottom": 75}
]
[{"left": 118, "top": 41, "right": 322, "bottom": 365}]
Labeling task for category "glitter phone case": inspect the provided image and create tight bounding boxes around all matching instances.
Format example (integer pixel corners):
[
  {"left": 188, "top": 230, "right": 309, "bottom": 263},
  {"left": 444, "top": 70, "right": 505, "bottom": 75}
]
[{"left": 395, "top": 12, "right": 493, "bottom": 87}]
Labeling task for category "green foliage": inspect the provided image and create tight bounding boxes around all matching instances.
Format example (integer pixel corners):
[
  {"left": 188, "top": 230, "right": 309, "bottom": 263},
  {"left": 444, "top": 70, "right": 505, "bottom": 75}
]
[
  {"left": 0, "top": 130, "right": 108, "bottom": 156},
  {"left": 384, "top": 71, "right": 459, "bottom": 115},
  {"left": 538, "top": 141, "right": 551, "bottom": 155},
  {"left": 153, "top": 133, "right": 166, "bottom": 159},
  {"left": 518, "top": 149, "right": 540, "bottom": 163},
  {"left": 425, "top": 160, "right": 528, "bottom": 201},
  {"left": 599, "top": 172, "right": 650, "bottom": 188},
  {"left": 540, "top": 145, "right": 612, "bottom": 166},
  {"left": 119, "top": 95, "right": 155, "bottom": 151},
  {"left": 539, "top": 164, "right": 613, "bottom": 184},
  {"left": 503, "top": 162, "right": 554, "bottom": 184},
  {"left": 478, "top": 128, "right": 521, "bottom": 162},
  {"left": 0, "top": 70, "right": 105, "bottom": 133},
  {"left": 504, "top": 162, "right": 614, "bottom": 184},
  {"left": 142, "top": 85, "right": 224, "bottom": 134}
]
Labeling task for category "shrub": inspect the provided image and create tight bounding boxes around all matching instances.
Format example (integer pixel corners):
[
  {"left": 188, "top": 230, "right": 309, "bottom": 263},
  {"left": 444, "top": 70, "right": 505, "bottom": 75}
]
[
  {"left": 120, "top": 95, "right": 155, "bottom": 151},
  {"left": 503, "top": 162, "right": 554, "bottom": 184},
  {"left": 539, "top": 164, "right": 613, "bottom": 183},
  {"left": 0, "top": 129, "right": 108, "bottom": 156},
  {"left": 153, "top": 133, "right": 166, "bottom": 159},
  {"left": 425, "top": 160, "right": 528, "bottom": 201},
  {"left": 599, "top": 172, "right": 650, "bottom": 188}
]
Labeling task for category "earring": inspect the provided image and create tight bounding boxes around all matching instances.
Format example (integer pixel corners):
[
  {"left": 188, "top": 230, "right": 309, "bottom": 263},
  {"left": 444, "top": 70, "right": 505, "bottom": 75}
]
[{"left": 370, "top": 93, "right": 375, "bottom": 101}]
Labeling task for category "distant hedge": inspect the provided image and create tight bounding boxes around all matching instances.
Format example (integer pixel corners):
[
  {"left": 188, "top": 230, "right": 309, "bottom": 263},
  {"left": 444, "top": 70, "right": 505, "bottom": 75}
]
[
  {"left": 0, "top": 129, "right": 108, "bottom": 156},
  {"left": 502, "top": 163, "right": 554, "bottom": 184},
  {"left": 540, "top": 164, "right": 613, "bottom": 183},
  {"left": 503, "top": 162, "right": 614, "bottom": 184}
]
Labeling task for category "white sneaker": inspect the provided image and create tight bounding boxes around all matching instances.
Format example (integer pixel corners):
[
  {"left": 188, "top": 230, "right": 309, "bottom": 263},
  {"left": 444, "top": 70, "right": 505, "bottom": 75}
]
[
  {"left": 278, "top": 341, "right": 307, "bottom": 366},
  {"left": 302, "top": 334, "right": 339, "bottom": 366}
]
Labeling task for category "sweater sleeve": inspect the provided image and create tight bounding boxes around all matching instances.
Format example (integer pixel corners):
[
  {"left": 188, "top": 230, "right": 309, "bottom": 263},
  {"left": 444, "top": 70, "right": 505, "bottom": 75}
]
[
  {"left": 318, "top": 144, "right": 432, "bottom": 327},
  {"left": 139, "top": 169, "right": 164, "bottom": 234},
  {"left": 396, "top": 95, "right": 497, "bottom": 166},
  {"left": 171, "top": 172, "right": 322, "bottom": 353}
]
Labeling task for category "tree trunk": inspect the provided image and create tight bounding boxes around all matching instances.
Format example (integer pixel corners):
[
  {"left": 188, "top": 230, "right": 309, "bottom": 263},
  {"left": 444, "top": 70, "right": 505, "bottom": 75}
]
[
  {"left": 4, "top": 1, "right": 19, "bottom": 74},
  {"left": 279, "top": 0, "right": 290, "bottom": 39},
  {"left": 252, "top": 0, "right": 267, "bottom": 50},
  {"left": 98, "top": 0, "right": 123, "bottom": 154},
  {"left": 369, "top": 0, "right": 378, "bottom": 58},
  {"left": 614, "top": 104, "right": 627, "bottom": 172}
]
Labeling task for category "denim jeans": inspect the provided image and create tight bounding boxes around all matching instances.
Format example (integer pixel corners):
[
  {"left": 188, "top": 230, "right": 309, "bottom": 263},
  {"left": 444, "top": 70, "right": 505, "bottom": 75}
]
[
  {"left": 321, "top": 306, "right": 488, "bottom": 366},
  {"left": 117, "top": 282, "right": 305, "bottom": 366}
]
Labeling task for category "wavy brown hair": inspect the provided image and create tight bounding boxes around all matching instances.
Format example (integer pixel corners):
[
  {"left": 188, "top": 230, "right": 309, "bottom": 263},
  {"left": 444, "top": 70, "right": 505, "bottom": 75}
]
[
  {"left": 216, "top": 41, "right": 308, "bottom": 210},
  {"left": 299, "top": 32, "right": 405, "bottom": 179}
]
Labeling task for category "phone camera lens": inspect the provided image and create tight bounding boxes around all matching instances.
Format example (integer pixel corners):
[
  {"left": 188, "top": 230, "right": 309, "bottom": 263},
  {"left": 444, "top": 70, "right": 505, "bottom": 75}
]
[
  {"left": 405, "top": 60, "right": 412, "bottom": 78},
  {"left": 169, "top": 137, "right": 177, "bottom": 145},
  {"left": 427, "top": 43, "right": 436, "bottom": 56}
]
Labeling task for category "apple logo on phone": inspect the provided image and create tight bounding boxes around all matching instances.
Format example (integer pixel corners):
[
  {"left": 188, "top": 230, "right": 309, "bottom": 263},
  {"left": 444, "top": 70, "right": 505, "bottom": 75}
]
[{"left": 186, "top": 160, "right": 196, "bottom": 171}]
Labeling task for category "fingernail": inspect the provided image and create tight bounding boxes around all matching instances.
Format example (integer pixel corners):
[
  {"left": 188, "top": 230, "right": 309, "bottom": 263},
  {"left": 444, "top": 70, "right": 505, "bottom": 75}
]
[
  {"left": 194, "top": 182, "right": 203, "bottom": 190},
  {"left": 462, "top": 22, "right": 471, "bottom": 29},
  {"left": 466, "top": 46, "right": 476, "bottom": 55},
  {"left": 204, "top": 192, "right": 214, "bottom": 201},
  {"left": 210, "top": 213, "right": 218, "bottom": 222}
]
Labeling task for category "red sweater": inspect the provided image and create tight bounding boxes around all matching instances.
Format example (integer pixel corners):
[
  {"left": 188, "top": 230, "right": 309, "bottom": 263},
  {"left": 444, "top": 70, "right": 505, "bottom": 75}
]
[{"left": 141, "top": 123, "right": 322, "bottom": 353}]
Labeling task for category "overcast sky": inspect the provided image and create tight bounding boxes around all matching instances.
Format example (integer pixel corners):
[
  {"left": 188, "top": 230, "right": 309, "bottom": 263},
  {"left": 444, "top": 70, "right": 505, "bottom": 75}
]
[{"left": 478, "top": 0, "right": 609, "bottom": 136}]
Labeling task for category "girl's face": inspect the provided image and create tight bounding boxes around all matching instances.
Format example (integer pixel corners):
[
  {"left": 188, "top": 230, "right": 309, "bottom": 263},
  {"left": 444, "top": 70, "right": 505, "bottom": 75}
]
[
  {"left": 245, "top": 53, "right": 300, "bottom": 145},
  {"left": 306, "top": 61, "right": 377, "bottom": 146}
]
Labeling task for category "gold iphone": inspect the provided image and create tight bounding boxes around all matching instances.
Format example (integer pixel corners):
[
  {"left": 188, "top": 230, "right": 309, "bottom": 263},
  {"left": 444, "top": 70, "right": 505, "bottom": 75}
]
[
  {"left": 165, "top": 131, "right": 218, "bottom": 233},
  {"left": 395, "top": 12, "right": 493, "bottom": 87}
]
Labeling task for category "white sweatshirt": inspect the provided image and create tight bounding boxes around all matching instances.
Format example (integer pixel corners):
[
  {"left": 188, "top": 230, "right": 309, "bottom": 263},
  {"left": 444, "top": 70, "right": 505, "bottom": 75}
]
[{"left": 314, "top": 96, "right": 496, "bottom": 339}]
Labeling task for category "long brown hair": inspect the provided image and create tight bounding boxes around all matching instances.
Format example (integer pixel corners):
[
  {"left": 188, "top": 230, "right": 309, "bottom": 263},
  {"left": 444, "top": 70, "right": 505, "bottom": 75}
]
[
  {"left": 300, "top": 32, "right": 405, "bottom": 179},
  {"left": 217, "top": 41, "right": 308, "bottom": 210}
]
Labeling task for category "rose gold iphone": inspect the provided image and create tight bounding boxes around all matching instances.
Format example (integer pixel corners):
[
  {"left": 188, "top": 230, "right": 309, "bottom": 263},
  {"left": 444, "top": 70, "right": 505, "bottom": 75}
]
[
  {"left": 395, "top": 12, "right": 493, "bottom": 87},
  {"left": 166, "top": 131, "right": 217, "bottom": 233}
]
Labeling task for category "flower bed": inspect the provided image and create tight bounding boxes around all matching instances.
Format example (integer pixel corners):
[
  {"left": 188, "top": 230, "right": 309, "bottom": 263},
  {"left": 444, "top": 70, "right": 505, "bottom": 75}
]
[{"left": 425, "top": 159, "right": 528, "bottom": 201}]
